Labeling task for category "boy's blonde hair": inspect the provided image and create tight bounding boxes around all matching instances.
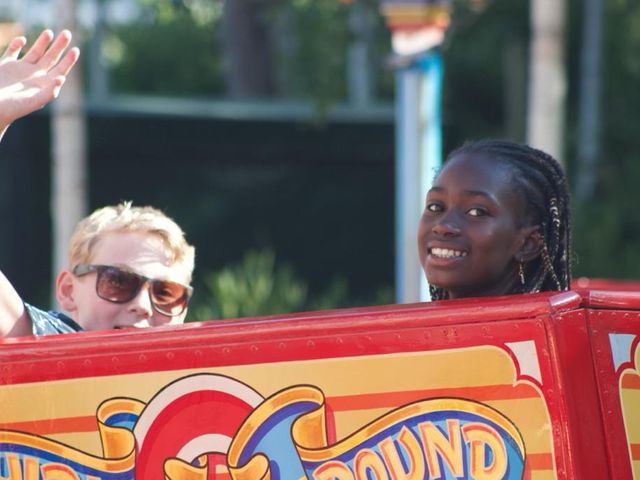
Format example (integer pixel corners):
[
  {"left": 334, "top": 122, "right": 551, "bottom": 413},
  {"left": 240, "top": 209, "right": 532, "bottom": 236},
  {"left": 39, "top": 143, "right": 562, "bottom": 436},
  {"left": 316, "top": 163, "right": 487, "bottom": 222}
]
[{"left": 68, "top": 202, "right": 195, "bottom": 283}]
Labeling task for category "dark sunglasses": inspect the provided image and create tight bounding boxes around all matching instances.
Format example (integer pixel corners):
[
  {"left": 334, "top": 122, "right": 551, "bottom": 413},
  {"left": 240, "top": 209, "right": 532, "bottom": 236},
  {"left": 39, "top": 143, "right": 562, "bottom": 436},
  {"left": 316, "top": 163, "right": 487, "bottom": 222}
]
[{"left": 72, "top": 264, "right": 193, "bottom": 317}]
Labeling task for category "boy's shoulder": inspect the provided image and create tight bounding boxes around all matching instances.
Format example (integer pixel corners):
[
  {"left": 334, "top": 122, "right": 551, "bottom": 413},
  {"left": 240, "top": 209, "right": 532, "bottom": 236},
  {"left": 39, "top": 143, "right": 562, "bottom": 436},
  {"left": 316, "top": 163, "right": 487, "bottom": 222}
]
[{"left": 25, "top": 303, "right": 83, "bottom": 336}]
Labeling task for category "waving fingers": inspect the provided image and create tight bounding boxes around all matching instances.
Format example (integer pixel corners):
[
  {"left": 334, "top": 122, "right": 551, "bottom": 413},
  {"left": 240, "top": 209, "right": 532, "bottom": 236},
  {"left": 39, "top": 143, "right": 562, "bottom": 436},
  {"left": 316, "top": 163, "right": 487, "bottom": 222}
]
[
  {"left": 21, "top": 29, "right": 54, "bottom": 64},
  {"left": 39, "top": 30, "right": 73, "bottom": 70},
  {"left": 49, "top": 46, "right": 80, "bottom": 78},
  {"left": 1, "top": 36, "right": 27, "bottom": 60},
  {"left": 0, "top": 29, "right": 79, "bottom": 129}
]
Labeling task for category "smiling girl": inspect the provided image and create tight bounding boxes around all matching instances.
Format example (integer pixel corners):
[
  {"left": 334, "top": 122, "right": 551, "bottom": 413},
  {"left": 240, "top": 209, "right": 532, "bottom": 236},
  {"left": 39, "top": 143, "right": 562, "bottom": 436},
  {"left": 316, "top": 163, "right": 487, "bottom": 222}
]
[{"left": 418, "top": 139, "right": 571, "bottom": 300}]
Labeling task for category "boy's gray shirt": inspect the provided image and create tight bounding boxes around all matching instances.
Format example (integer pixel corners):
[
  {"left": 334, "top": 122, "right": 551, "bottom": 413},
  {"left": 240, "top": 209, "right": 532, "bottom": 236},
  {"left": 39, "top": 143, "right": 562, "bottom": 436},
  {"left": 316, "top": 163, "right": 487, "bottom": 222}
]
[{"left": 25, "top": 303, "right": 83, "bottom": 336}]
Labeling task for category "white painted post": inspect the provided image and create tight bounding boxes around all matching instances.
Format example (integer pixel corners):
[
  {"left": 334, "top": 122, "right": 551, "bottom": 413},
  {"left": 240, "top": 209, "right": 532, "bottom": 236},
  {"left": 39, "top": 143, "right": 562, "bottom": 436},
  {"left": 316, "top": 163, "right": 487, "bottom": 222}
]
[
  {"left": 395, "top": 54, "right": 443, "bottom": 303},
  {"left": 52, "top": 0, "right": 88, "bottom": 306}
]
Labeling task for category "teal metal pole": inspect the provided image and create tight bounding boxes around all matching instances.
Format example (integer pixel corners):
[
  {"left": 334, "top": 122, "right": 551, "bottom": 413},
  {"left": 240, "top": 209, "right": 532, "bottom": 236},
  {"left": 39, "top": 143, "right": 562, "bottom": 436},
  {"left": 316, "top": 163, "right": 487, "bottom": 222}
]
[{"left": 395, "top": 51, "right": 443, "bottom": 303}]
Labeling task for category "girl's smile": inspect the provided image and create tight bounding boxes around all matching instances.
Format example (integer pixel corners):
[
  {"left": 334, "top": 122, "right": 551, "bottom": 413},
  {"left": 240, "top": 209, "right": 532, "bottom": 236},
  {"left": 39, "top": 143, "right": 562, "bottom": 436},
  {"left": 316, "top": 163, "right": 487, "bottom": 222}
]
[{"left": 426, "top": 246, "right": 468, "bottom": 268}]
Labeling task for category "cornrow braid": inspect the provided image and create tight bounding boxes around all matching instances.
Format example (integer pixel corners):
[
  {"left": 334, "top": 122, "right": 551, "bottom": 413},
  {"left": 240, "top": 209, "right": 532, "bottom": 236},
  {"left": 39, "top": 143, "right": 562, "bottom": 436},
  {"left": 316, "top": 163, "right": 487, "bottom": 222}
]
[{"left": 429, "top": 139, "right": 571, "bottom": 300}]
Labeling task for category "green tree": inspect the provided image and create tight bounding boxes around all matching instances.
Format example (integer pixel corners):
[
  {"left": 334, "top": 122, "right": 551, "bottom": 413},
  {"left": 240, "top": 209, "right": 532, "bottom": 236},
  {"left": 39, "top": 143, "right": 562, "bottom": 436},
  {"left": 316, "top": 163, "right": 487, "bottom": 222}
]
[{"left": 190, "top": 249, "right": 345, "bottom": 320}]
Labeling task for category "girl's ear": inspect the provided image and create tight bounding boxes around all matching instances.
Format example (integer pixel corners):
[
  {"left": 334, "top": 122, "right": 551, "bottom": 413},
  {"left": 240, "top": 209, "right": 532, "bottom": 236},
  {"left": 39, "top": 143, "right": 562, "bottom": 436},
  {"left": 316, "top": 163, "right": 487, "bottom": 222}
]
[
  {"left": 55, "top": 269, "right": 78, "bottom": 313},
  {"left": 517, "top": 225, "right": 543, "bottom": 263}
]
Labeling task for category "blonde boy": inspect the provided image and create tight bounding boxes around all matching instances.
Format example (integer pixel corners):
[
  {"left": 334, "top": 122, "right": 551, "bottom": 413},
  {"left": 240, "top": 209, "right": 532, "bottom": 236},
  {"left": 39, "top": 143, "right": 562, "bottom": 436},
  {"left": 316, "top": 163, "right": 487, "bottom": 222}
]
[
  {"left": 0, "top": 31, "right": 195, "bottom": 337},
  {"left": 1, "top": 203, "right": 195, "bottom": 337}
]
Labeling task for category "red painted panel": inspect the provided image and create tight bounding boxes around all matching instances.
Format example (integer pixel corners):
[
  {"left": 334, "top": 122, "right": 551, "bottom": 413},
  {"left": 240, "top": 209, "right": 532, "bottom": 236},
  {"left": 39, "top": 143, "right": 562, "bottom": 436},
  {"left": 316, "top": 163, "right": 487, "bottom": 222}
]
[
  {"left": 574, "top": 277, "right": 640, "bottom": 292},
  {"left": 545, "top": 309, "right": 610, "bottom": 479},
  {"left": 0, "top": 287, "right": 636, "bottom": 479},
  {"left": 589, "top": 309, "right": 640, "bottom": 479},
  {"left": 579, "top": 289, "right": 640, "bottom": 310}
]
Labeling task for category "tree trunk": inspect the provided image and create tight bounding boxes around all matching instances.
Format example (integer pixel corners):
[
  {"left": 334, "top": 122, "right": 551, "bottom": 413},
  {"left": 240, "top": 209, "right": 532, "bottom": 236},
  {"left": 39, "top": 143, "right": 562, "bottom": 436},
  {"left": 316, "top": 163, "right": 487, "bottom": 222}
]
[
  {"left": 347, "top": 0, "right": 375, "bottom": 108},
  {"left": 88, "top": 0, "right": 110, "bottom": 102},
  {"left": 222, "top": 0, "right": 275, "bottom": 98},
  {"left": 527, "top": 0, "right": 567, "bottom": 165},
  {"left": 503, "top": 35, "right": 527, "bottom": 142},
  {"left": 52, "top": 0, "right": 88, "bottom": 303},
  {"left": 575, "top": 0, "right": 603, "bottom": 202}
]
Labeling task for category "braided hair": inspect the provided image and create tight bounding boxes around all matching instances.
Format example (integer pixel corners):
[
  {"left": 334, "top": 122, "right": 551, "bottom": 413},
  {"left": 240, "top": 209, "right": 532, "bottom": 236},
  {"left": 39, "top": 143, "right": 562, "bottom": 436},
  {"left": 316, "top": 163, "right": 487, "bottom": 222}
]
[{"left": 429, "top": 139, "right": 572, "bottom": 301}]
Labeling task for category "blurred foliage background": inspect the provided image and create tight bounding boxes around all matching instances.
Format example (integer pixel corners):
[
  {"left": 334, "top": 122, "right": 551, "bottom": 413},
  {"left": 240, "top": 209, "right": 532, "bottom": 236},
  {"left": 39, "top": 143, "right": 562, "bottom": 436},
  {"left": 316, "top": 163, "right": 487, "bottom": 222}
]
[
  {"left": 105, "top": 0, "right": 394, "bottom": 105},
  {"left": 1, "top": 0, "right": 639, "bottom": 320}
]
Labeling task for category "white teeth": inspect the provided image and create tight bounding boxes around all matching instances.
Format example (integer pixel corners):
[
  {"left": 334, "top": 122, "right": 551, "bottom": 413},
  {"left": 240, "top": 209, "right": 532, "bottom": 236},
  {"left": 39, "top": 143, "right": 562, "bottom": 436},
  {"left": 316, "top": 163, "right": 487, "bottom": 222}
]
[{"left": 430, "top": 247, "right": 467, "bottom": 258}]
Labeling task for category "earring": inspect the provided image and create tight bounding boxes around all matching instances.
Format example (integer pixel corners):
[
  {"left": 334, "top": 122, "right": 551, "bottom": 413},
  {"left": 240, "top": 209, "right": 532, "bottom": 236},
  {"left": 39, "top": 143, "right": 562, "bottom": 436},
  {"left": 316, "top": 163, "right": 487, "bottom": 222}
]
[{"left": 518, "top": 262, "right": 525, "bottom": 286}]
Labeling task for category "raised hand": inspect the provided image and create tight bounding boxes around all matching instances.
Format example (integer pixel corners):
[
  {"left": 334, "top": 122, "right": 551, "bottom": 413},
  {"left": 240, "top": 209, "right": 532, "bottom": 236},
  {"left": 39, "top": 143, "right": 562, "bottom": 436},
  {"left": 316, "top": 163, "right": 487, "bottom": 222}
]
[{"left": 0, "top": 30, "right": 80, "bottom": 137}]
